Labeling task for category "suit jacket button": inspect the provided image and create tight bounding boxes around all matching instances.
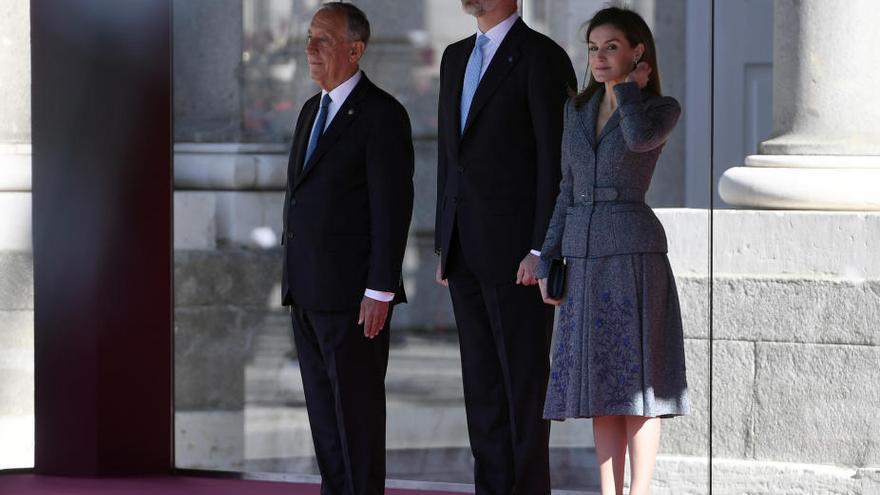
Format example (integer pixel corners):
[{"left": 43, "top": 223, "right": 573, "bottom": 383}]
[
  {"left": 290, "top": 198, "right": 297, "bottom": 206},
  {"left": 457, "top": 166, "right": 464, "bottom": 173},
  {"left": 286, "top": 232, "right": 294, "bottom": 239}
]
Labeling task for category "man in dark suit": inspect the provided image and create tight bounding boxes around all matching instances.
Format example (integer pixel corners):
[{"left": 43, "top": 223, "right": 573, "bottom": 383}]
[
  {"left": 281, "top": 3, "right": 413, "bottom": 494},
  {"left": 435, "top": 0, "right": 576, "bottom": 492}
]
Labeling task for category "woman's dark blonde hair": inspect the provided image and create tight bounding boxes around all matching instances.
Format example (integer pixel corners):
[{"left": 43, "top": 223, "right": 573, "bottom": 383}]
[{"left": 573, "top": 6, "right": 662, "bottom": 108}]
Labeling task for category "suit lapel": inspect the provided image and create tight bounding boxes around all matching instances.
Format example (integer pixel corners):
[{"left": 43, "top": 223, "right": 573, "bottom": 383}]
[
  {"left": 597, "top": 108, "right": 621, "bottom": 145},
  {"left": 294, "top": 74, "right": 371, "bottom": 189},
  {"left": 289, "top": 97, "right": 319, "bottom": 186},
  {"left": 578, "top": 87, "right": 623, "bottom": 148},
  {"left": 461, "top": 18, "right": 526, "bottom": 136},
  {"left": 579, "top": 89, "right": 601, "bottom": 150}
]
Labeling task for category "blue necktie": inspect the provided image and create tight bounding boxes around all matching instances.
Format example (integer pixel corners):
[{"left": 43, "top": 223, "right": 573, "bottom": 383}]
[
  {"left": 304, "top": 93, "right": 332, "bottom": 169},
  {"left": 460, "top": 34, "right": 489, "bottom": 134}
]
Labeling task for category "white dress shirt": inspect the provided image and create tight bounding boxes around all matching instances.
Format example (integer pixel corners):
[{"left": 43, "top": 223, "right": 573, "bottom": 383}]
[
  {"left": 309, "top": 70, "right": 362, "bottom": 137},
  {"left": 311, "top": 70, "right": 394, "bottom": 303},
  {"left": 473, "top": 11, "right": 519, "bottom": 79},
  {"left": 472, "top": 13, "right": 542, "bottom": 258}
]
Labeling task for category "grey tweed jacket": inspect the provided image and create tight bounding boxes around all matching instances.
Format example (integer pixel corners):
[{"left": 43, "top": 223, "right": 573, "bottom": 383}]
[{"left": 536, "top": 81, "right": 681, "bottom": 278}]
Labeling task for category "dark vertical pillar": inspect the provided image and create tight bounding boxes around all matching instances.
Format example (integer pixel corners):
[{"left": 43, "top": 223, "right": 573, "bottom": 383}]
[{"left": 31, "top": 0, "right": 172, "bottom": 475}]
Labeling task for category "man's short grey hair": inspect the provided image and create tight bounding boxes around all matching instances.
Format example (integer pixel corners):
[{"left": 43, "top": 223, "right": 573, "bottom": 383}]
[{"left": 318, "top": 2, "right": 371, "bottom": 45}]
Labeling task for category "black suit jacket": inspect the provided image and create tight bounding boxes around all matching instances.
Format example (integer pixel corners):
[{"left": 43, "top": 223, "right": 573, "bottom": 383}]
[
  {"left": 282, "top": 73, "right": 414, "bottom": 312},
  {"left": 435, "top": 18, "right": 576, "bottom": 284}
]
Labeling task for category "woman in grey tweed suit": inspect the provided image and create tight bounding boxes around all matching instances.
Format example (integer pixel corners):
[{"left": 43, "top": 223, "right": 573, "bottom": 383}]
[{"left": 535, "top": 7, "right": 689, "bottom": 495}]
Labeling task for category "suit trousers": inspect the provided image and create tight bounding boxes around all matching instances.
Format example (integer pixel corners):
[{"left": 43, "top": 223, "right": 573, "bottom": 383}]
[
  {"left": 290, "top": 305, "right": 392, "bottom": 495},
  {"left": 446, "top": 233, "right": 555, "bottom": 494}
]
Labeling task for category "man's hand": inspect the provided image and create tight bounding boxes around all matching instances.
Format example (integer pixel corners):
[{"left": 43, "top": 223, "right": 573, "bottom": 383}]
[
  {"left": 358, "top": 297, "right": 390, "bottom": 339},
  {"left": 516, "top": 253, "right": 540, "bottom": 286},
  {"left": 435, "top": 258, "right": 448, "bottom": 287},
  {"left": 538, "top": 278, "right": 563, "bottom": 306}
]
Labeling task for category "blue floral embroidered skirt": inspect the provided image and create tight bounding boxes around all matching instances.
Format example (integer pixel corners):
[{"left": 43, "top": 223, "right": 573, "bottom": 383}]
[{"left": 543, "top": 253, "right": 690, "bottom": 419}]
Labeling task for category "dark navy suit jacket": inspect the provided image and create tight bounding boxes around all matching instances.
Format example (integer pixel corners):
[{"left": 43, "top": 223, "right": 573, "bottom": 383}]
[
  {"left": 282, "top": 74, "right": 414, "bottom": 312},
  {"left": 435, "top": 18, "right": 576, "bottom": 284}
]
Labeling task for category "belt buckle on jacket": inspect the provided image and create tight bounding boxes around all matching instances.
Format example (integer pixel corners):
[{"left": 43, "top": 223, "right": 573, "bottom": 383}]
[
  {"left": 581, "top": 187, "right": 621, "bottom": 205},
  {"left": 579, "top": 190, "right": 594, "bottom": 205}
]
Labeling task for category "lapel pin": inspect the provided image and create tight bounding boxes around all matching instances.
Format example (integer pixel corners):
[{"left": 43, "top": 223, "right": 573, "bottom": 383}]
[
  {"left": 347, "top": 108, "right": 355, "bottom": 116},
  {"left": 508, "top": 55, "right": 513, "bottom": 63}
]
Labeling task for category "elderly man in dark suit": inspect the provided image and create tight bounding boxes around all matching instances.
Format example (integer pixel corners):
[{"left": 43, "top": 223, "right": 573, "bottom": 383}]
[
  {"left": 280, "top": 3, "right": 413, "bottom": 494},
  {"left": 434, "top": 0, "right": 576, "bottom": 493}
]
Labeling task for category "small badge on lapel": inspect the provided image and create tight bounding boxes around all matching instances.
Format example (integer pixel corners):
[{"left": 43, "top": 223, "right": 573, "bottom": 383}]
[
  {"left": 508, "top": 55, "right": 514, "bottom": 63},
  {"left": 347, "top": 108, "right": 355, "bottom": 116}
]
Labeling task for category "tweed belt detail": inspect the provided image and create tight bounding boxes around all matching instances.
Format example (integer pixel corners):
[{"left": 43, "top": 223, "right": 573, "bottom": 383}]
[{"left": 578, "top": 186, "right": 644, "bottom": 205}]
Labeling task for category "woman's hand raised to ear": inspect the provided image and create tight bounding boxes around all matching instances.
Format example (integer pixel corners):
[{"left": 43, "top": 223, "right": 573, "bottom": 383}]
[{"left": 625, "top": 61, "right": 652, "bottom": 89}]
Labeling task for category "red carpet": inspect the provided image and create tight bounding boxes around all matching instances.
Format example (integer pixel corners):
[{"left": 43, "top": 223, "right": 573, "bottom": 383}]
[{"left": 0, "top": 475, "right": 465, "bottom": 495}]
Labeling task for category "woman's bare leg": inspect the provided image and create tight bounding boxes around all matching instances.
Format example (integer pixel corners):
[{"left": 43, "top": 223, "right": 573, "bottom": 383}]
[
  {"left": 592, "top": 416, "right": 628, "bottom": 495},
  {"left": 625, "top": 416, "right": 661, "bottom": 495}
]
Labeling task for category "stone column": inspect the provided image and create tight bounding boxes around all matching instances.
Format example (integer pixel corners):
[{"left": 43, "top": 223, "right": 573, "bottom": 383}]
[
  {"left": 720, "top": 0, "right": 880, "bottom": 210},
  {"left": 173, "top": 0, "right": 243, "bottom": 143}
]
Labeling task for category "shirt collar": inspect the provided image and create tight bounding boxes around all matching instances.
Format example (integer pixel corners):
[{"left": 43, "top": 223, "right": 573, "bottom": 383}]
[
  {"left": 478, "top": 11, "right": 519, "bottom": 45},
  {"left": 321, "top": 70, "right": 363, "bottom": 106}
]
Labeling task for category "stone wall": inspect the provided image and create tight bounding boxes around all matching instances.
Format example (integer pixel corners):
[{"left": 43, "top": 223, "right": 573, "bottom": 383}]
[
  {"left": 709, "top": 211, "right": 880, "bottom": 487},
  {"left": 0, "top": 192, "right": 32, "bottom": 471},
  {"left": 0, "top": 247, "right": 34, "bottom": 470}
]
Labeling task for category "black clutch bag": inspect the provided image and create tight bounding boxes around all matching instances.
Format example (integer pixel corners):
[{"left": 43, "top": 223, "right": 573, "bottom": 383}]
[{"left": 546, "top": 258, "right": 566, "bottom": 300}]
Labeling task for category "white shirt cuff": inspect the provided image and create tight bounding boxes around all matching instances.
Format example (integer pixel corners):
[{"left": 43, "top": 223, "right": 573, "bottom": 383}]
[
  {"left": 364, "top": 289, "right": 395, "bottom": 302},
  {"left": 530, "top": 249, "right": 541, "bottom": 257}
]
